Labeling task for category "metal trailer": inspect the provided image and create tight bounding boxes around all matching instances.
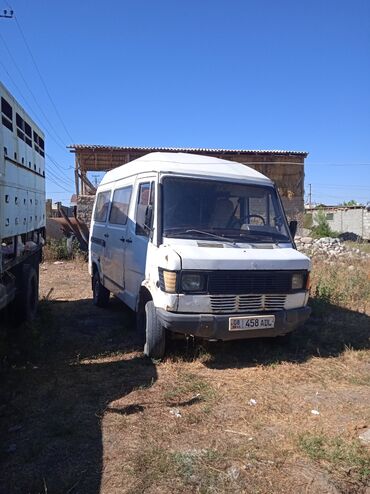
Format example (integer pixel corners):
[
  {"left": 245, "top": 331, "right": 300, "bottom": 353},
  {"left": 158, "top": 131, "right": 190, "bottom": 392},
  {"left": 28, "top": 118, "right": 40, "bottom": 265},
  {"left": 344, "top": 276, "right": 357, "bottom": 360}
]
[{"left": 0, "top": 81, "right": 45, "bottom": 321}]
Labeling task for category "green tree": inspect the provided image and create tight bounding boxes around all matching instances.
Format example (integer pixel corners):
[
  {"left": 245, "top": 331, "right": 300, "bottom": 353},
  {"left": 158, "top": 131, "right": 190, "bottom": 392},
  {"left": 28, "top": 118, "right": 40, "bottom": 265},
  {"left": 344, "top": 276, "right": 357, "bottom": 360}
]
[
  {"left": 341, "top": 200, "right": 359, "bottom": 206},
  {"left": 311, "top": 209, "right": 338, "bottom": 238}
]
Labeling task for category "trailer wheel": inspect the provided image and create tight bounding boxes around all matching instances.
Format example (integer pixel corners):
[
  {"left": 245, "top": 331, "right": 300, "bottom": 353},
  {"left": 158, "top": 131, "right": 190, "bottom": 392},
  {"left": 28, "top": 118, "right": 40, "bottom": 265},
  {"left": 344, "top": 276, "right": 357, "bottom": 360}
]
[
  {"left": 144, "top": 301, "right": 166, "bottom": 359},
  {"left": 12, "top": 264, "right": 39, "bottom": 323},
  {"left": 92, "top": 271, "right": 110, "bottom": 307}
]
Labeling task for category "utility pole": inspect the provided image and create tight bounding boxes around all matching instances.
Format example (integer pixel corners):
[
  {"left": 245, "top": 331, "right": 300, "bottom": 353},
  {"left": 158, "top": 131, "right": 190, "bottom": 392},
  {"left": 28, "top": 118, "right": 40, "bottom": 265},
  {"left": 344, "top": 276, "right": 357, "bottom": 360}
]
[{"left": 0, "top": 9, "right": 14, "bottom": 18}]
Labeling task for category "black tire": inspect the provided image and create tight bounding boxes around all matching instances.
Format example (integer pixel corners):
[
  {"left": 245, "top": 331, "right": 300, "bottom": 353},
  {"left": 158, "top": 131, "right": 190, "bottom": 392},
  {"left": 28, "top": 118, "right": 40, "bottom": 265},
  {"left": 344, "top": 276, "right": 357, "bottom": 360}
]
[
  {"left": 136, "top": 299, "right": 146, "bottom": 345},
  {"left": 11, "top": 264, "right": 38, "bottom": 324},
  {"left": 144, "top": 301, "right": 166, "bottom": 359},
  {"left": 92, "top": 271, "right": 110, "bottom": 307}
]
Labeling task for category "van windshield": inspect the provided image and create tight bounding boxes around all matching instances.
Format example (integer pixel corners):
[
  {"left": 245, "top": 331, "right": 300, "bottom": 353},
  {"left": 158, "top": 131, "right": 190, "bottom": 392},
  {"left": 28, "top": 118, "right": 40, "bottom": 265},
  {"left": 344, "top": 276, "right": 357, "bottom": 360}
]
[{"left": 162, "top": 177, "right": 290, "bottom": 243}]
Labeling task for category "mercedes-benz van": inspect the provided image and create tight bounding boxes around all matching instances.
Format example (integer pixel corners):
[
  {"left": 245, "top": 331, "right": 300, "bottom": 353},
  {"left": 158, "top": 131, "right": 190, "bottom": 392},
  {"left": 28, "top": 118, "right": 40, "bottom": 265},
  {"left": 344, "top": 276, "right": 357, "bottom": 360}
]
[{"left": 89, "top": 152, "right": 311, "bottom": 358}]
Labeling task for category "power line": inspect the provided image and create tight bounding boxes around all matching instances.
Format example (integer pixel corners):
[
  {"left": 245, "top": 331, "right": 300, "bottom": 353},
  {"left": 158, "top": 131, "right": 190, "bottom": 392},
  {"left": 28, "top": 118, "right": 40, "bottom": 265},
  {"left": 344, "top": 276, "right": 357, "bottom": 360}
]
[
  {"left": 13, "top": 14, "right": 75, "bottom": 144},
  {"left": 0, "top": 15, "right": 77, "bottom": 185},
  {"left": 0, "top": 58, "right": 75, "bottom": 184},
  {"left": 46, "top": 169, "right": 73, "bottom": 192},
  {"left": 309, "top": 183, "right": 370, "bottom": 189},
  {"left": 46, "top": 191, "right": 73, "bottom": 194},
  {"left": 311, "top": 193, "right": 369, "bottom": 200},
  {"left": 45, "top": 160, "right": 75, "bottom": 187},
  {"left": 0, "top": 62, "right": 69, "bottom": 153},
  {"left": 0, "top": 29, "right": 66, "bottom": 149},
  {"left": 307, "top": 163, "right": 370, "bottom": 166},
  {"left": 46, "top": 152, "right": 73, "bottom": 172},
  {"left": 45, "top": 168, "right": 74, "bottom": 189},
  {"left": 0, "top": 43, "right": 75, "bottom": 185},
  {"left": 45, "top": 173, "right": 72, "bottom": 193}
]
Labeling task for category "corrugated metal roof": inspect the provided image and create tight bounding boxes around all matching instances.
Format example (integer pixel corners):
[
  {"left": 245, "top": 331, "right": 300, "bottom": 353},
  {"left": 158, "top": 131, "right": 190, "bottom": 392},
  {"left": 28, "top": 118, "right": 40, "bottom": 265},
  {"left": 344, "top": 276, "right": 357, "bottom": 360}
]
[{"left": 68, "top": 144, "right": 308, "bottom": 156}]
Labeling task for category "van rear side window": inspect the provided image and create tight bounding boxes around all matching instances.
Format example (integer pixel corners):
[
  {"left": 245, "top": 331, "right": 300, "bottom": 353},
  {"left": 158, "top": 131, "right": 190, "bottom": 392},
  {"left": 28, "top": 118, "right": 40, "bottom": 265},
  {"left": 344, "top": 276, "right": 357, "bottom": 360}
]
[
  {"left": 109, "top": 186, "right": 132, "bottom": 225},
  {"left": 94, "top": 190, "right": 111, "bottom": 222}
]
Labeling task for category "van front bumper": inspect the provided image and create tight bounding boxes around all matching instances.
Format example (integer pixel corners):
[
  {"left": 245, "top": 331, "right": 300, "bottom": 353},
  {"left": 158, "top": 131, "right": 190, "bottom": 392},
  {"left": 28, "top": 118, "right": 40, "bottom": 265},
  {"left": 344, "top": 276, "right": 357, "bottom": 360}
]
[{"left": 156, "top": 306, "right": 311, "bottom": 340}]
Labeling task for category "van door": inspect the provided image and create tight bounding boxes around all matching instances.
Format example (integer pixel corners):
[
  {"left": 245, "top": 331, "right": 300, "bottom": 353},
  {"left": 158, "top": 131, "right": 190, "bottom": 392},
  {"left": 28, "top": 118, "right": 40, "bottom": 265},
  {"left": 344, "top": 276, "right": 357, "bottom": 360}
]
[
  {"left": 91, "top": 189, "right": 111, "bottom": 276},
  {"left": 124, "top": 179, "right": 155, "bottom": 308},
  {"left": 103, "top": 184, "right": 133, "bottom": 292}
]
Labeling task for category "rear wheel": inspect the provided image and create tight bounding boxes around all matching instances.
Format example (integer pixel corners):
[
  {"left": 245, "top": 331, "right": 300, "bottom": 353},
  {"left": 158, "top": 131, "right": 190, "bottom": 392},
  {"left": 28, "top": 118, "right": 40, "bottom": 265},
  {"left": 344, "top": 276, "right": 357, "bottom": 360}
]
[
  {"left": 10, "top": 263, "right": 38, "bottom": 324},
  {"left": 144, "top": 301, "right": 166, "bottom": 359},
  {"left": 92, "top": 271, "right": 110, "bottom": 307},
  {"left": 22, "top": 264, "right": 38, "bottom": 321}
]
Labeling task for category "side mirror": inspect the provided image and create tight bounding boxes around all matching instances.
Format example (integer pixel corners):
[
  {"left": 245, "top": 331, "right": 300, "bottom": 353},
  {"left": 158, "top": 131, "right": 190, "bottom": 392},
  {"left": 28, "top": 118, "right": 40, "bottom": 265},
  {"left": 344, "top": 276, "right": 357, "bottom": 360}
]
[{"left": 289, "top": 220, "right": 298, "bottom": 239}]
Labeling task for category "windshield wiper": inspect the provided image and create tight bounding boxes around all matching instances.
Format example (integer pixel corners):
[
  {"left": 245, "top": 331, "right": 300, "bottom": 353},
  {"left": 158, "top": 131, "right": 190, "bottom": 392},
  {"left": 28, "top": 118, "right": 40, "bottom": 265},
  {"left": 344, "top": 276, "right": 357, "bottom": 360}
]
[
  {"left": 185, "top": 229, "right": 237, "bottom": 244},
  {"left": 164, "top": 228, "right": 237, "bottom": 245}
]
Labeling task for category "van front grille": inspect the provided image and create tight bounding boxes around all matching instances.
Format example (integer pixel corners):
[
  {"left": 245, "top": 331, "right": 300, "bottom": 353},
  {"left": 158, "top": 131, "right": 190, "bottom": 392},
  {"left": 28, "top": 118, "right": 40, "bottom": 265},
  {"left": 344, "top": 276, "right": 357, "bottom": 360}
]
[
  {"left": 210, "top": 294, "right": 286, "bottom": 313},
  {"left": 208, "top": 271, "right": 292, "bottom": 295}
]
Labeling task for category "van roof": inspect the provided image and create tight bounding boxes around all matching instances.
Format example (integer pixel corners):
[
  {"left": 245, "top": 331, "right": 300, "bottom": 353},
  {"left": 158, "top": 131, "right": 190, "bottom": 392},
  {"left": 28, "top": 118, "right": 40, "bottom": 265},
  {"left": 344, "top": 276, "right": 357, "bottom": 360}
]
[{"left": 100, "top": 152, "right": 273, "bottom": 186}]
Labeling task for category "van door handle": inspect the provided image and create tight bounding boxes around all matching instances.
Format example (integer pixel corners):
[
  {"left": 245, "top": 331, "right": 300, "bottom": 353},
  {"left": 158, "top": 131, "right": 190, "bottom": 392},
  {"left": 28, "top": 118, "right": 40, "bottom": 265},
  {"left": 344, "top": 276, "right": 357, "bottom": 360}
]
[
  {"left": 104, "top": 233, "right": 109, "bottom": 238},
  {"left": 126, "top": 238, "right": 132, "bottom": 243},
  {"left": 120, "top": 237, "right": 125, "bottom": 242}
]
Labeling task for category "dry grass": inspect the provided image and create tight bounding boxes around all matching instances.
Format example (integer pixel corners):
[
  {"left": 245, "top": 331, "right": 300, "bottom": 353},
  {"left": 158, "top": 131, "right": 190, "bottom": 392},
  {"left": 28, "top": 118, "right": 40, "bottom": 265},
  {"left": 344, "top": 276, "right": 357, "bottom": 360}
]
[
  {"left": 310, "top": 258, "right": 370, "bottom": 313},
  {"left": 0, "top": 259, "right": 369, "bottom": 493},
  {"left": 344, "top": 241, "right": 370, "bottom": 255}
]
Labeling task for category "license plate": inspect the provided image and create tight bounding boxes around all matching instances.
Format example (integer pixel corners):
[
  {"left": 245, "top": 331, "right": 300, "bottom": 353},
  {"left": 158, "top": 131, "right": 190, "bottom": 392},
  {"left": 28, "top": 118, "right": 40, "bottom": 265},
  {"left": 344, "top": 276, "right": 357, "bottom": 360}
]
[{"left": 229, "top": 315, "right": 275, "bottom": 331}]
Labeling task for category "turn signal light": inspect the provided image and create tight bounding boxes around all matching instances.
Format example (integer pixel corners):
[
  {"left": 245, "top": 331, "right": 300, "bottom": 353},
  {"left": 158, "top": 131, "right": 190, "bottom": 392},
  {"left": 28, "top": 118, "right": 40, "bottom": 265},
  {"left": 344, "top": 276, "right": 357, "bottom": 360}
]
[{"left": 162, "top": 270, "right": 177, "bottom": 293}]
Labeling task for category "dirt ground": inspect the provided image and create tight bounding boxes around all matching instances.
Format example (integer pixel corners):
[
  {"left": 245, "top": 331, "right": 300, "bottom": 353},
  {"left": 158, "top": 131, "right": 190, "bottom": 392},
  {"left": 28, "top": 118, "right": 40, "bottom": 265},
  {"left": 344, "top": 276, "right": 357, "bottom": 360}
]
[{"left": 1, "top": 260, "right": 369, "bottom": 494}]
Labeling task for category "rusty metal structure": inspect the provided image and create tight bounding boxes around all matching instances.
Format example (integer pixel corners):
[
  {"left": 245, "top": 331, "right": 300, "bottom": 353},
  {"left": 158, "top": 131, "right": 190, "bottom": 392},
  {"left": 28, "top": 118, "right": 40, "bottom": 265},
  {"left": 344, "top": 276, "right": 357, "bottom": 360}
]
[{"left": 68, "top": 145, "right": 308, "bottom": 220}]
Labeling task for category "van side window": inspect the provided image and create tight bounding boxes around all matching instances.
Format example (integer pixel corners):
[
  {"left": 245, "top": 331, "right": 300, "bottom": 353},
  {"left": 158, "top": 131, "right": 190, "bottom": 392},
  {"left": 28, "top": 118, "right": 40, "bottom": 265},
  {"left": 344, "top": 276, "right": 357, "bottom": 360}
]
[
  {"left": 94, "top": 190, "right": 111, "bottom": 222},
  {"left": 136, "top": 182, "right": 154, "bottom": 237},
  {"left": 109, "top": 186, "right": 132, "bottom": 225}
]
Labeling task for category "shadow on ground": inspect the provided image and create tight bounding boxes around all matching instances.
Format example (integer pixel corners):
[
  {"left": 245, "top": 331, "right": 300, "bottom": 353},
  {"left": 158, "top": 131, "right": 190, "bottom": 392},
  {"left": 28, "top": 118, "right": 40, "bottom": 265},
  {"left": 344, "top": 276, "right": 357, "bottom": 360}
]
[
  {"left": 167, "top": 302, "right": 370, "bottom": 369},
  {"left": 0, "top": 297, "right": 157, "bottom": 494},
  {"left": 1, "top": 295, "right": 369, "bottom": 492}
]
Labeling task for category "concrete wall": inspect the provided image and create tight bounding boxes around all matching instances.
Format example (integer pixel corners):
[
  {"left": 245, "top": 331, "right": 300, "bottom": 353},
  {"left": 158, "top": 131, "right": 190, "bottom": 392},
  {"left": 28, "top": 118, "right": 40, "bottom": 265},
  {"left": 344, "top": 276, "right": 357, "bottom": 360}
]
[{"left": 309, "top": 208, "right": 370, "bottom": 240}]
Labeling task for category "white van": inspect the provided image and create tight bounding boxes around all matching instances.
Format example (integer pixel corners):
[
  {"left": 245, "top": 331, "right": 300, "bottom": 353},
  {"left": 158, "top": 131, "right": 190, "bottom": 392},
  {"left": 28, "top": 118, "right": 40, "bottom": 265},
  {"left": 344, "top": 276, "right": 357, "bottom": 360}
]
[{"left": 89, "top": 152, "right": 311, "bottom": 358}]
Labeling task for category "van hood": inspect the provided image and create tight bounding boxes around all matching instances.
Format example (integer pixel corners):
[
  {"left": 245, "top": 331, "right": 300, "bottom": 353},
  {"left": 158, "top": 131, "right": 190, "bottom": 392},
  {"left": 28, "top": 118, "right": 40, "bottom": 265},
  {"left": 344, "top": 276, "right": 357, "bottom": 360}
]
[{"left": 163, "top": 239, "right": 310, "bottom": 271}]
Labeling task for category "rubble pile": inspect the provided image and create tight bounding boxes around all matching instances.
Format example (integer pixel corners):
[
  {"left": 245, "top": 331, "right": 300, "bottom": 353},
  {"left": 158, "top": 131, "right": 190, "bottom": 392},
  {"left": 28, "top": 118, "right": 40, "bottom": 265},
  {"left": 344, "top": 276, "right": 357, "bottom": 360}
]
[{"left": 295, "top": 236, "right": 369, "bottom": 260}]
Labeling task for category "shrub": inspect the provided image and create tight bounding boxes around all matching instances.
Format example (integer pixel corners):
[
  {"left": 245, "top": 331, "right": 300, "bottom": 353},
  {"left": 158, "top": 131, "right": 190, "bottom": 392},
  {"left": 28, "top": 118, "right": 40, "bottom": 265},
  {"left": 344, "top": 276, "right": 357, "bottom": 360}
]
[
  {"left": 43, "top": 238, "right": 86, "bottom": 261},
  {"left": 311, "top": 209, "right": 338, "bottom": 238},
  {"left": 303, "top": 213, "right": 313, "bottom": 229}
]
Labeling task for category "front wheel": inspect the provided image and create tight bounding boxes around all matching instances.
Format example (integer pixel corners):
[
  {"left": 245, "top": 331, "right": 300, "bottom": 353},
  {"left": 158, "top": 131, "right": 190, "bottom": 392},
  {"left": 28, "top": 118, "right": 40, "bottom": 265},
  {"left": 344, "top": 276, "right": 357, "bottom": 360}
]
[
  {"left": 144, "top": 301, "right": 166, "bottom": 359},
  {"left": 92, "top": 271, "right": 110, "bottom": 307}
]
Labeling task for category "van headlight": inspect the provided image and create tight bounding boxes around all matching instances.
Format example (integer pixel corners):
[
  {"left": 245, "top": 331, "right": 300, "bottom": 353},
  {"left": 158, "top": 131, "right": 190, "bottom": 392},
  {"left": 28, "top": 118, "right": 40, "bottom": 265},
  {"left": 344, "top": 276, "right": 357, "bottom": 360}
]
[
  {"left": 181, "top": 273, "right": 206, "bottom": 292},
  {"left": 292, "top": 273, "right": 304, "bottom": 290}
]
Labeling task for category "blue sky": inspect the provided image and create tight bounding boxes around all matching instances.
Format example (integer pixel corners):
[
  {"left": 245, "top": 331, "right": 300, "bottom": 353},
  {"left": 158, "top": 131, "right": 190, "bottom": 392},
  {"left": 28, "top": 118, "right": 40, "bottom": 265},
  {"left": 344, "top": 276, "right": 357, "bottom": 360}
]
[{"left": 0, "top": 0, "right": 369, "bottom": 206}]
